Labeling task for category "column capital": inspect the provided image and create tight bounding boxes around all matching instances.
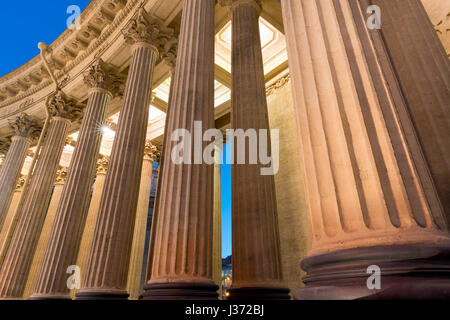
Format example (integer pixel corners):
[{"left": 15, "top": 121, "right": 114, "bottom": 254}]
[
  {"left": 122, "top": 8, "right": 173, "bottom": 53},
  {"left": 96, "top": 155, "right": 109, "bottom": 176},
  {"left": 143, "top": 141, "right": 160, "bottom": 162},
  {"left": 8, "top": 113, "right": 41, "bottom": 140},
  {"left": 162, "top": 38, "right": 178, "bottom": 71},
  {"left": 83, "top": 59, "right": 125, "bottom": 94},
  {"left": 48, "top": 91, "right": 83, "bottom": 121},
  {"left": 15, "top": 175, "right": 26, "bottom": 191},
  {"left": 220, "top": 0, "right": 262, "bottom": 14},
  {"left": 0, "top": 138, "right": 11, "bottom": 155},
  {"left": 55, "top": 166, "right": 68, "bottom": 185}
]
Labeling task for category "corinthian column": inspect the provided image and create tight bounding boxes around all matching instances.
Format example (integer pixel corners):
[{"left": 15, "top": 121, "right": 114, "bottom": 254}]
[
  {"left": 72, "top": 155, "right": 109, "bottom": 298},
  {"left": 23, "top": 167, "right": 67, "bottom": 299},
  {"left": 75, "top": 8, "right": 172, "bottom": 300},
  {"left": 127, "top": 141, "right": 159, "bottom": 300},
  {"left": 142, "top": 0, "right": 218, "bottom": 300},
  {"left": 372, "top": 0, "right": 450, "bottom": 225},
  {"left": 222, "top": 0, "right": 289, "bottom": 299},
  {"left": 144, "top": 38, "right": 177, "bottom": 287},
  {"left": 31, "top": 60, "right": 121, "bottom": 300},
  {"left": 0, "top": 91, "right": 81, "bottom": 299},
  {"left": 0, "top": 113, "right": 39, "bottom": 231},
  {"left": 280, "top": 0, "right": 450, "bottom": 299}
]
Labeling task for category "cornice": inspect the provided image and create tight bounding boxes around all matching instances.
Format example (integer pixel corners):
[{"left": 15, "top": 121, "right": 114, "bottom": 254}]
[{"left": 0, "top": 0, "right": 141, "bottom": 113}]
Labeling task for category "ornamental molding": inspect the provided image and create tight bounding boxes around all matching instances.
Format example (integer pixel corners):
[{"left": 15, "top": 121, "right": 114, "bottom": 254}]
[{"left": 266, "top": 73, "right": 291, "bottom": 96}]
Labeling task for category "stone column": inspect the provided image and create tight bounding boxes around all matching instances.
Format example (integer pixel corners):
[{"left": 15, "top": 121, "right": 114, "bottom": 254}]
[
  {"left": 75, "top": 8, "right": 172, "bottom": 300},
  {"left": 280, "top": 0, "right": 450, "bottom": 299},
  {"left": 223, "top": 0, "right": 289, "bottom": 299},
  {"left": 72, "top": 155, "right": 109, "bottom": 298},
  {"left": 23, "top": 167, "right": 67, "bottom": 299},
  {"left": 213, "top": 143, "right": 222, "bottom": 296},
  {"left": 144, "top": 38, "right": 178, "bottom": 286},
  {"left": 0, "top": 91, "right": 81, "bottom": 299},
  {"left": 142, "top": 0, "right": 218, "bottom": 300},
  {"left": 31, "top": 60, "right": 121, "bottom": 300},
  {"left": 0, "top": 176, "right": 24, "bottom": 249},
  {"left": 372, "top": 0, "right": 450, "bottom": 225},
  {"left": 0, "top": 113, "right": 38, "bottom": 231},
  {"left": 127, "top": 141, "right": 159, "bottom": 300}
]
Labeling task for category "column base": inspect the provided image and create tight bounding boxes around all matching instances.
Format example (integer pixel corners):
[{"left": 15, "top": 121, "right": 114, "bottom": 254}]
[
  {"left": 29, "top": 294, "right": 71, "bottom": 300},
  {"left": 228, "top": 287, "right": 291, "bottom": 300},
  {"left": 295, "top": 244, "right": 450, "bottom": 300},
  {"left": 141, "top": 282, "right": 219, "bottom": 300},
  {"left": 75, "top": 289, "right": 129, "bottom": 300}
]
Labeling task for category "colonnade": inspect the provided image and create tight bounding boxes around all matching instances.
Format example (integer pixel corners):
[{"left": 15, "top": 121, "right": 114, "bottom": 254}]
[{"left": 0, "top": 0, "right": 448, "bottom": 300}]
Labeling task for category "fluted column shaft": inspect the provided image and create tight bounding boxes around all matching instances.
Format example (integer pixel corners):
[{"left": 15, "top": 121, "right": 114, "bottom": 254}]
[
  {"left": 372, "top": 0, "right": 450, "bottom": 224},
  {"left": 0, "top": 136, "right": 31, "bottom": 230},
  {"left": 228, "top": 0, "right": 288, "bottom": 299},
  {"left": 0, "top": 115, "right": 73, "bottom": 299},
  {"left": 23, "top": 168, "right": 66, "bottom": 299},
  {"left": 76, "top": 9, "right": 166, "bottom": 300},
  {"left": 280, "top": 0, "right": 450, "bottom": 299},
  {"left": 0, "top": 177, "right": 24, "bottom": 251},
  {"left": 32, "top": 82, "right": 113, "bottom": 299},
  {"left": 126, "top": 142, "right": 157, "bottom": 300},
  {"left": 72, "top": 156, "right": 108, "bottom": 298},
  {"left": 143, "top": 0, "right": 218, "bottom": 300}
]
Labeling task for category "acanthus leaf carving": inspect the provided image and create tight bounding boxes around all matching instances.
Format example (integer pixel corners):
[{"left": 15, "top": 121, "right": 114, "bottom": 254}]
[
  {"left": 122, "top": 7, "right": 173, "bottom": 52},
  {"left": 48, "top": 90, "right": 83, "bottom": 121},
  {"left": 8, "top": 113, "right": 41, "bottom": 139},
  {"left": 162, "top": 38, "right": 178, "bottom": 70},
  {"left": 83, "top": 59, "right": 125, "bottom": 93}
]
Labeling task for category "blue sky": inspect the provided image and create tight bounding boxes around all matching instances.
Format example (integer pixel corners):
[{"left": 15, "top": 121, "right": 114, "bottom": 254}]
[
  {"left": 0, "top": 1, "right": 233, "bottom": 259},
  {"left": 221, "top": 144, "right": 232, "bottom": 258},
  {"left": 0, "top": 1, "right": 91, "bottom": 77}
]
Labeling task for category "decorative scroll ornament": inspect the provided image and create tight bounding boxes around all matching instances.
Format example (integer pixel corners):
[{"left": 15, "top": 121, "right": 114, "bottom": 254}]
[
  {"left": 55, "top": 166, "right": 68, "bottom": 185},
  {"left": 83, "top": 59, "right": 125, "bottom": 93},
  {"left": 96, "top": 155, "right": 110, "bottom": 175},
  {"left": 162, "top": 38, "right": 178, "bottom": 70},
  {"left": 122, "top": 7, "right": 173, "bottom": 52},
  {"left": 48, "top": 90, "right": 83, "bottom": 121},
  {"left": 144, "top": 140, "right": 160, "bottom": 162},
  {"left": 9, "top": 113, "right": 40, "bottom": 139}
]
